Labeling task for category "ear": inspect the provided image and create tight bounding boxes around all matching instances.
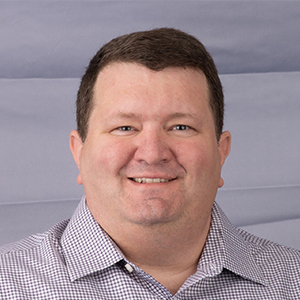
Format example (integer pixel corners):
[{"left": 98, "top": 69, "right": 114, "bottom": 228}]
[
  {"left": 218, "top": 131, "right": 231, "bottom": 188},
  {"left": 70, "top": 130, "right": 84, "bottom": 185}
]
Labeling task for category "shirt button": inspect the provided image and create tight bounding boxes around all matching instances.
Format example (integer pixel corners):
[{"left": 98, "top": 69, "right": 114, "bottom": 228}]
[{"left": 124, "top": 263, "right": 134, "bottom": 273}]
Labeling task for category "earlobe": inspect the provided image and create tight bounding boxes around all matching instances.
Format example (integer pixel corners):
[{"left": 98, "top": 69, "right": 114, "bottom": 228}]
[
  {"left": 70, "top": 130, "right": 84, "bottom": 185},
  {"left": 218, "top": 131, "right": 231, "bottom": 188}
]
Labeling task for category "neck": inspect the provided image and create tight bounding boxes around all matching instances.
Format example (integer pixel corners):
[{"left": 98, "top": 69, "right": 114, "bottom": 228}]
[{"left": 102, "top": 214, "right": 212, "bottom": 295}]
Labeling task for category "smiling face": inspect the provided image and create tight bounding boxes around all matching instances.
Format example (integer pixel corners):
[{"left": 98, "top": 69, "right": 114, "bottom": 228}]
[{"left": 70, "top": 63, "right": 230, "bottom": 231}]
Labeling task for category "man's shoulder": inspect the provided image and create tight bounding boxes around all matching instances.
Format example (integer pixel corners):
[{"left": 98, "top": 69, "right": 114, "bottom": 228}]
[
  {"left": 237, "top": 227, "right": 300, "bottom": 274},
  {"left": 238, "top": 227, "right": 300, "bottom": 255},
  {"left": 0, "top": 219, "right": 76, "bottom": 299},
  {"left": 0, "top": 219, "right": 69, "bottom": 260}
]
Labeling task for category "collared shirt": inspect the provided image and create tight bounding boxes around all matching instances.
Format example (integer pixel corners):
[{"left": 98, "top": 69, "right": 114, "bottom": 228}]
[{"left": 1, "top": 197, "right": 299, "bottom": 299}]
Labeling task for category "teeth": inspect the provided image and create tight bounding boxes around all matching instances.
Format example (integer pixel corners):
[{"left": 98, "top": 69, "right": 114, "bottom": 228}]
[{"left": 132, "top": 178, "right": 171, "bottom": 183}]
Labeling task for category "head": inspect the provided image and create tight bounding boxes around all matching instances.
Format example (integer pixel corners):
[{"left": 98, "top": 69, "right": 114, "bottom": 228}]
[
  {"left": 70, "top": 28, "right": 231, "bottom": 238},
  {"left": 76, "top": 27, "right": 224, "bottom": 142}
]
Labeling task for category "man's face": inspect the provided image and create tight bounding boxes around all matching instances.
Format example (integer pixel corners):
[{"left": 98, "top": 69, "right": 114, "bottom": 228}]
[{"left": 71, "top": 63, "right": 230, "bottom": 230}]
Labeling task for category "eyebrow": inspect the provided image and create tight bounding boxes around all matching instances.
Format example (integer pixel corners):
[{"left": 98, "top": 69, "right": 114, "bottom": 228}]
[
  {"left": 108, "top": 111, "right": 199, "bottom": 121},
  {"left": 110, "top": 112, "right": 139, "bottom": 119},
  {"left": 167, "top": 112, "right": 199, "bottom": 120}
]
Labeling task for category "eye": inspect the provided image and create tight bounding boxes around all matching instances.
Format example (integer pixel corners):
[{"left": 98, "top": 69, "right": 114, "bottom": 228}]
[
  {"left": 110, "top": 126, "right": 138, "bottom": 136},
  {"left": 174, "top": 125, "right": 188, "bottom": 131},
  {"left": 172, "top": 124, "right": 193, "bottom": 131},
  {"left": 119, "top": 126, "right": 133, "bottom": 131},
  {"left": 170, "top": 124, "right": 196, "bottom": 137}
]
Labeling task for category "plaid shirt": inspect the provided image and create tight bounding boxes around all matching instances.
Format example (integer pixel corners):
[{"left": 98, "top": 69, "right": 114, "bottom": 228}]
[{"left": 1, "top": 197, "right": 299, "bottom": 299}]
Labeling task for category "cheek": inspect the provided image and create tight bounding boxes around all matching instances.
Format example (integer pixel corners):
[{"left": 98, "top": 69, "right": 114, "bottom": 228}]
[
  {"left": 82, "top": 138, "right": 135, "bottom": 177},
  {"left": 175, "top": 140, "right": 220, "bottom": 178}
]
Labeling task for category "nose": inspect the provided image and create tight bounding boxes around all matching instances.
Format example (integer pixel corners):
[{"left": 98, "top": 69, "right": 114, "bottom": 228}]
[{"left": 133, "top": 128, "right": 173, "bottom": 165}]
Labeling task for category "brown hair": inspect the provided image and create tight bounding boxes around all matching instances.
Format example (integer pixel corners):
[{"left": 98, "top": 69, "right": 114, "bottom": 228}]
[{"left": 76, "top": 28, "right": 224, "bottom": 141}]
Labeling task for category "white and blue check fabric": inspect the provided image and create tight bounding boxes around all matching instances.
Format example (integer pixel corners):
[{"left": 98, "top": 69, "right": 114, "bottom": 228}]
[{"left": 1, "top": 196, "right": 300, "bottom": 299}]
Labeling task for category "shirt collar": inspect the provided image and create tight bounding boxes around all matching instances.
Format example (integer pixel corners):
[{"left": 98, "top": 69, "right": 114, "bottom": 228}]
[
  {"left": 205, "top": 202, "right": 267, "bottom": 286},
  {"left": 61, "top": 197, "right": 267, "bottom": 286},
  {"left": 61, "top": 197, "right": 124, "bottom": 282}
]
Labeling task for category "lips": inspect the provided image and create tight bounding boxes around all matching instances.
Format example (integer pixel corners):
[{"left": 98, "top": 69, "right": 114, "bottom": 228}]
[{"left": 129, "top": 177, "right": 176, "bottom": 183}]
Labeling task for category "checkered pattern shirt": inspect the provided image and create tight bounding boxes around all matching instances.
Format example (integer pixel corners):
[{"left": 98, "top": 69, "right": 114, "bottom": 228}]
[{"left": 1, "top": 197, "right": 300, "bottom": 299}]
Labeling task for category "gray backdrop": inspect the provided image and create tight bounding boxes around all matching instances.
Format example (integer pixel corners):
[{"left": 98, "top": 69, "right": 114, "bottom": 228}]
[{"left": 1, "top": 0, "right": 300, "bottom": 248}]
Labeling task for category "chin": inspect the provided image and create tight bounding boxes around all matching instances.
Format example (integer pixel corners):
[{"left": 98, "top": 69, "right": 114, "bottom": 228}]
[{"left": 127, "top": 209, "right": 179, "bottom": 227}]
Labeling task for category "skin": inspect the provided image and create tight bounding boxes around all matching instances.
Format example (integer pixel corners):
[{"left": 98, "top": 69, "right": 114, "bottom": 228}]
[{"left": 70, "top": 63, "right": 231, "bottom": 294}]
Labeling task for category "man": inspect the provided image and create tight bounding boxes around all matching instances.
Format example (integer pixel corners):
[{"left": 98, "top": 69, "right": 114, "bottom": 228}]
[{"left": 0, "top": 28, "right": 299, "bottom": 299}]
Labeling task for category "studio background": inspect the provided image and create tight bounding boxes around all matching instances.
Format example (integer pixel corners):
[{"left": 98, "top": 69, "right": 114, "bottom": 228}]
[{"left": 1, "top": 0, "right": 300, "bottom": 248}]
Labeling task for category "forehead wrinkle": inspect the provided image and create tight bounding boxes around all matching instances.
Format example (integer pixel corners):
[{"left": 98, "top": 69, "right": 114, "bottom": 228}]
[
  {"left": 104, "top": 111, "right": 201, "bottom": 125},
  {"left": 107, "top": 111, "right": 142, "bottom": 120},
  {"left": 167, "top": 112, "right": 198, "bottom": 120}
]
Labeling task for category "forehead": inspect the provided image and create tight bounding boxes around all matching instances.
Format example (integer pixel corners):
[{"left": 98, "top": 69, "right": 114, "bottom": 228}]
[
  {"left": 93, "top": 62, "right": 209, "bottom": 104},
  {"left": 88, "top": 63, "right": 215, "bottom": 133}
]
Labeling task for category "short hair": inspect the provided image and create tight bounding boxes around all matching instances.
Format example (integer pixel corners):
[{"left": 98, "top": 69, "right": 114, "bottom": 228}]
[{"left": 76, "top": 28, "right": 224, "bottom": 141}]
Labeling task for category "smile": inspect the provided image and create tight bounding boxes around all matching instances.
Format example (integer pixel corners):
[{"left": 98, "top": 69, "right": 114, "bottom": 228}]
[{"left": 129, "top": 177, "right": 175, "bottom": 184}]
